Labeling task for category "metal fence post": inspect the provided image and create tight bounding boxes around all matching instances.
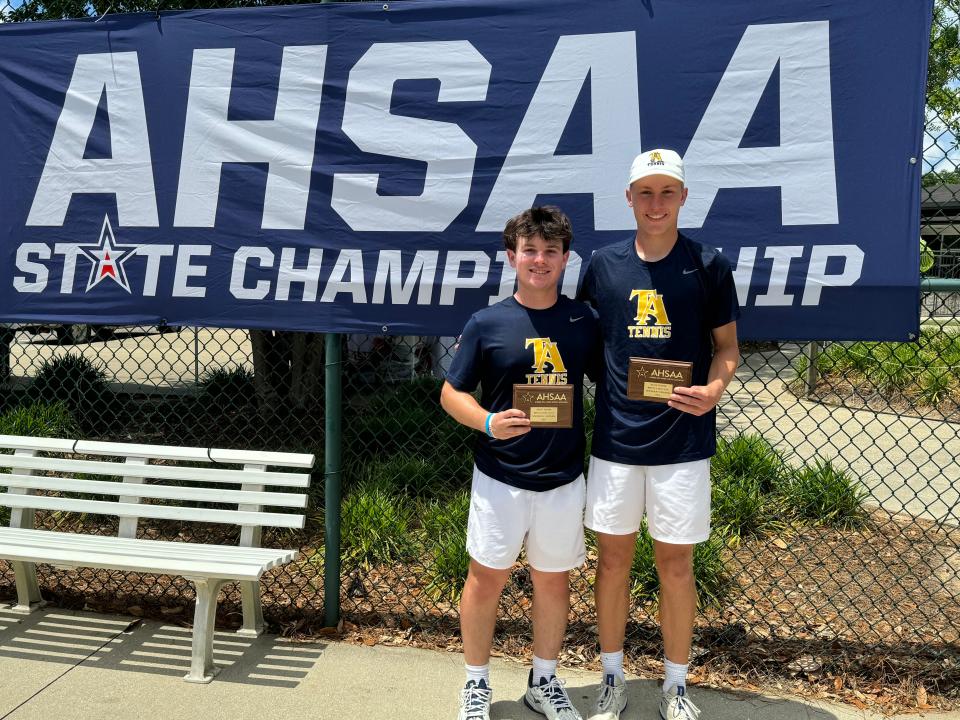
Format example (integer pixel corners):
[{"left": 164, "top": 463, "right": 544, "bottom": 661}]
[
  {"left": 805, "top": 341, "right": 820, "bottom": 397},
  {"left": 324, "top": 332, "right": 342, "bottom": 627}
]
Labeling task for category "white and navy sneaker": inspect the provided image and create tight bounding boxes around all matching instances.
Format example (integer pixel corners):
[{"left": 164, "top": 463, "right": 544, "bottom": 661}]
[
  {"left": 660, "top": 685, "right": 701, "bottom": 720},
  {"left": 524, "top": 669, "right": 584, "bottom": 720},
  {"left": 588, "top": 674, "right": 627, "bottom": 720},
  {"left": 457, "top": 678, "right": 492, "bottom": 720}
]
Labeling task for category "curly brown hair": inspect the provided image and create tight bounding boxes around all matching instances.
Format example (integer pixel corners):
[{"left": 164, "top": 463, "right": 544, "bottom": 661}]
[{"left": 502, "top": 205, "right": 573, "bottom": 253}]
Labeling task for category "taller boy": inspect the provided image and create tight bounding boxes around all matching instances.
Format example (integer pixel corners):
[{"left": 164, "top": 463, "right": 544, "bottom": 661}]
[{"left": 579, "top": 150, "right": 740, "bottom": 720}]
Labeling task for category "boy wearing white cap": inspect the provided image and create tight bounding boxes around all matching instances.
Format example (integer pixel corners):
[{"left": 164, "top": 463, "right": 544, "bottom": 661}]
[{"left": 578, "top": 149, "right": 740, "bottom": 720}]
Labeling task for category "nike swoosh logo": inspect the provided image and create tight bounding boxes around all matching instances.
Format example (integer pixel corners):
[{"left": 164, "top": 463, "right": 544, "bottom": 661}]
[
  {"left": 570, "top": 316, "right": 584, "bottom": 322},
  {"left": 683, "top": 268, "right": 698, "bottom": 274}
]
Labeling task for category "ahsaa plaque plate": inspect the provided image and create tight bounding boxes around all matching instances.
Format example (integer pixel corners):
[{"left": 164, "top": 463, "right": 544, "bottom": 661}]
[
  {"left": 512, "top": 384, "right": 574, "bottom": 428},
  {"left": 627, "top": 358, "right": 693, "bottom": 403}
]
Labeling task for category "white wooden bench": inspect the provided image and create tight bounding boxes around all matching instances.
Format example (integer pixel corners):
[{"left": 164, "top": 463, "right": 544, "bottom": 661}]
[{"left": 0, "top": 434, "right": 314, "bottom": 683}]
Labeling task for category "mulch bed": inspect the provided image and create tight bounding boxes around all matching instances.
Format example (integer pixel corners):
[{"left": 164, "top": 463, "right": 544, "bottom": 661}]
[
  {"left": 2, "top": 508, "right": 959, "bottom": 713},
  {"left": 325, "top": 508, "right": 960, "bottom": 714},
  {"left": 790, "top": 376, "right": 960, "bottom": 423}
]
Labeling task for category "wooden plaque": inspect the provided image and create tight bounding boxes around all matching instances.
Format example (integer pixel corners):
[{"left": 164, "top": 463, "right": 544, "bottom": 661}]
[
  {"left": 627, "top": 358, "right": 693, "bottom": 403},
  {"left": 512, "top": 384, "right": 574, "bottom": 428}
]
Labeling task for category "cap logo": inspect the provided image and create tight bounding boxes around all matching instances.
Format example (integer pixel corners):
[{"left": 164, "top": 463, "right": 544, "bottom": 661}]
[{"left": 648, "top": 151, "right": 664, "bottom": 165}]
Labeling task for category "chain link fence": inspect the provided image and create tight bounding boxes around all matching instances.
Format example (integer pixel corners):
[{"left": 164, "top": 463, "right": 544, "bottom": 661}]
[{"left": 0, "top": 0, "right": 957, "bottom": 708}]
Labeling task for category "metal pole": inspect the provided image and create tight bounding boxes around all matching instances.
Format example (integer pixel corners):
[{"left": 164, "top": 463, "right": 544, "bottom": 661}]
[
  {"left": 324, "top": 333, "right": 342, "bottom": 627},
  {"left": 194, "top": 327, "right": 200, "bottom": 385},
  {"left": 805, "top": 341, "right": 820, "bottom": 398},
  {"left": 921, "top": 278, "right": 960, "bottom": 292}
]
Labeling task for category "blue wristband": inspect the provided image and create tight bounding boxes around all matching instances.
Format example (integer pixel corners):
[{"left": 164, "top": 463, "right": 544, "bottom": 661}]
[{"left": 484, "top": 412, "right": 494, "bottom": 438}]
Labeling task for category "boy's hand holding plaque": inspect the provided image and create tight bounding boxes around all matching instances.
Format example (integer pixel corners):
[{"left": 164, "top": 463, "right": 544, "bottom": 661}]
[
  {"left": 512, "top": 384, "right": 574, "bottom": 428},
  {"left": 627, "top": 358, "right": 693, "bottom": 403}
]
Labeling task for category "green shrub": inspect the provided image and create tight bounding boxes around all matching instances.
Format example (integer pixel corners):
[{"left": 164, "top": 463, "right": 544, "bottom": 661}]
[
  {"left": 712, "top": 472, "right": 779, "bottom": 544},
  {"left": 349, "top": 401, "right": 473, "bottom": 468},
  {"left": 421, "top": 491, "right": 471, "bottom": 603},
  {"left": 27, "top": 355, "right": 112, "bottom": 433},
  {"left": 372, "top": 375, "right": 445, "bottom": 410},
  {"left": 712, "top": 434, "right": 787, "bottom": 493},
  {"left": 198, "top": 366, "right": 256, "bottom": 407},
  {"left": 347, "top": 375, "right": 473, "bottom": 464},
  {"left": 628, "top": 522, "right": 730, "bottom": 609},
  {"left": 434, "top": 417, "right": 475, "bottom": 461},
  {"left": 341, "top": 481, "right": 415, "bottom": 568},
  {"left": 29, "top": 355, "right": 108, "bottom": 412},
  {"left": 629, "top": 525, "right": 659, "bottom": 604},
  {"left": 0, "top": 402, "right": 76, "bottom": 438},
  {"left": 780, "top": 458, "right": 867, "bottom": 529},
  {"left": 918, "top": 366, "right": 957, "bottom": 407},
  {"left": 691, "top": 535, "right": 731, "bottom": 609},
  {"left": 359, "top": 453, "right": 470, "bottom": 499},
  {"left": 793, "top": 331, "right": 960, "bottom": 408},
  {"left": 351, "top": 404, "right": 442, "bottom": 457}
]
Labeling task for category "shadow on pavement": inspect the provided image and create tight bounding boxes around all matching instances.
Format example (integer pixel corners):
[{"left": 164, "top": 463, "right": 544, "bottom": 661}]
[{"left": 0, "top": 605, "right": 325, "bottom": 688}]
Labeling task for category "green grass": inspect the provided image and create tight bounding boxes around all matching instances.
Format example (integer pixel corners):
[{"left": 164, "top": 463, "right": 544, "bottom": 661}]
[
  {"left": 341, "top": 481, "right": 416, "bottom": 569},
  {"left": 779, "top": 458, "right": 868, "bottom": 529},
  {"left": 0, "top": 401, "right": 77, "bottom": 438}
]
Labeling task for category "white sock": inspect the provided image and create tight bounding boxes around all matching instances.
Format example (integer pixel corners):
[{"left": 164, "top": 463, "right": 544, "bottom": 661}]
[
  {"left": 465, "top": 662, "right": 490, "bottom": 687},
  {"left": 532, "top": 655, "right": 558, "bottom": 685},
  {"left": 663, "top": 658, "right": 688, "bottom": 693},
  {"left": 600, "top": 650, "right": 625, "bottom": 682}
]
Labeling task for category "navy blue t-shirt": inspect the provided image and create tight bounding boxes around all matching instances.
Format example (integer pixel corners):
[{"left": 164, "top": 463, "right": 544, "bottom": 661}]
[
  {"left": 578, "top": 234, "right": 740, "bottom": 466},
  {"left": 445, "top": 295, "right": 601, "bottom": 491}
]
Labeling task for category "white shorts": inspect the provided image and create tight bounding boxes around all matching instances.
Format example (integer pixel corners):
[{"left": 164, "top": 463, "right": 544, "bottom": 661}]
[
  {"left": 585, "top": 456, "right": 711, "bottom": 544},
  {"left": 466, "top": 466, "right": 586, "bottom": 573}
]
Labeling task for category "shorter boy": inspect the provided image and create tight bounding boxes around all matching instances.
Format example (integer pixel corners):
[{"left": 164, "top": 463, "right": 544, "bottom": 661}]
[{"left": 441, "top": 206, "right": 600, "bottom": 720}]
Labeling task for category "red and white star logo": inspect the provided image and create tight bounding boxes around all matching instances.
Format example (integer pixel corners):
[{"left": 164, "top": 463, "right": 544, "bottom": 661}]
[{"left": 79, "top": 216, "right": 139, "bottom": 293}]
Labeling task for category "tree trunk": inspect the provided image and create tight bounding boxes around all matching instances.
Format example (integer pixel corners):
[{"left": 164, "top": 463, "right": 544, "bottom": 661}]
[{"left": 249, "top": 330, "right": 324, "bottom": 414}]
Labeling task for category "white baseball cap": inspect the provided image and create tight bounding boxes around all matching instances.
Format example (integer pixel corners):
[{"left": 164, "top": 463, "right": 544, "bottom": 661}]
[{"left": 628, "top": 149, "right": 684, "bottom": 185}]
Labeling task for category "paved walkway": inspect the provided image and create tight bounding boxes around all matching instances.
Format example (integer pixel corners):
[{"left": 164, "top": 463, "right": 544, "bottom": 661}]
[
  {"left": 719, "top": 344, "right": 960, "bottom": 526},
  {"left": 0, "top": 607, "right": 955, "bottom": 720},
  {"left": 9, "top": 327, "right": 251, "bottom": 389}
]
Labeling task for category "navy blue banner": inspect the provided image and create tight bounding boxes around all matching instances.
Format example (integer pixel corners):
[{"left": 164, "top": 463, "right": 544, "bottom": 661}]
[{"left": 0, "top": 0, "right": 932, "bottom": 339}]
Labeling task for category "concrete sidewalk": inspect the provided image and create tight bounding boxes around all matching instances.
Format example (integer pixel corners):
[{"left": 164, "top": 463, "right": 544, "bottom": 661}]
[{"left": 0, "top": 607, "right": 956, "bottom": 720}]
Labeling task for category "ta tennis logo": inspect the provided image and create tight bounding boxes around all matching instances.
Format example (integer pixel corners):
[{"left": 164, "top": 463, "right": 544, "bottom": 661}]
[
  {"left": 628, "top": 289, "right": 672, "bottom": 339},
  {"left": 648, "top": 151, "right": 664, "bottom": 166},
  {"left": 524, "top": 337, "right": 568, "bottom": 384}
]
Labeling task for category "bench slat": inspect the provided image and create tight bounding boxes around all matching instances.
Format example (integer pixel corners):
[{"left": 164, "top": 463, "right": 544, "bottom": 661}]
[
  {"left": 0, "top": 437, "right": 76, "bottom": 454},
  {"left": 0, "top": 494, "right": 305, "bottom": 529},
  {"left": 0, "top": 435, "right": 314, "bottom": 469},
  {"left": 0, "top": 529, "right": 297, "bottom": 581},
  {"left": 0, "top": 527, "right": 294, "bottom": 564},
  {"left": 0, "top": 474, "right": 308, "bottom": 509},
  {"left": 0, "top": 456, "right": 310, "bottom": 488}
]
